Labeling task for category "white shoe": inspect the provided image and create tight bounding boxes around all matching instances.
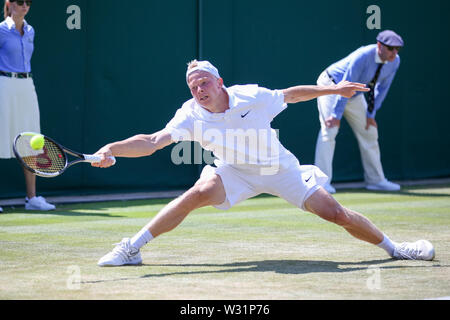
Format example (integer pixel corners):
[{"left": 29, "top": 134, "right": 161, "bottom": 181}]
[
  {"left": 393, "top": 240, "right": 435, "bottom": 261},
  {"left": 98, "top": 238, "right": 142, "bottom": 267},
  {"left": 323, "top": 183, "right": 336, "bottom": 194},
  {"left": 0, "top": 206, "right": 3, "bottom": 213},
  {"left": 366, "top": 179, "right": 400, "bottom": 191},
  {"left": 25, "top": 196, "right": 56, "bottom": 211}
]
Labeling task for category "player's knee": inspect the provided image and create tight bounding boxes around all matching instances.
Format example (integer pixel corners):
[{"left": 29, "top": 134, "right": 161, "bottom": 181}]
[
  {"left": 190, "top": 176, "right": 225, "bottom": 206},
  {"left": 332, "top": 205, "right": 351, "bottom": 227},
  {"left": 196, "top": 185, "right": 215, "bottom": 204}
]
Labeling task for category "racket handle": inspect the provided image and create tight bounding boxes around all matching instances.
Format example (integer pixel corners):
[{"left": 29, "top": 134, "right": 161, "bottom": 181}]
[{"left": 84, "top": 154, "right": 116, "bottom": 165}]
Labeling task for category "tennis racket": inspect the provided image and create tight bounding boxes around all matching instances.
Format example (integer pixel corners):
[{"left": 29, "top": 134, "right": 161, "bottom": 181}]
[{"left": 13, "top": 132, "right": 116, "bottom": 178}]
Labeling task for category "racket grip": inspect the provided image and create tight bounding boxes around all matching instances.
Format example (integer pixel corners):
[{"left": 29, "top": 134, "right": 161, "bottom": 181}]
[{"left": 84, "top": 154, "right": 116, "bottom": 165}]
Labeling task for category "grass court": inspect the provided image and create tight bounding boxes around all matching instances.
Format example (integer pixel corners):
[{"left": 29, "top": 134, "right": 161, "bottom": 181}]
[{"left": 0, "top": 184, "right": 449, "bottom": 300}]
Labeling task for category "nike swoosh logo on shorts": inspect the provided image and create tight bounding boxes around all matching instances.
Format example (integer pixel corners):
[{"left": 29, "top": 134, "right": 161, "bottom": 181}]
[{"left": 241, "top": 110, "right": 251, "bottom": 118}]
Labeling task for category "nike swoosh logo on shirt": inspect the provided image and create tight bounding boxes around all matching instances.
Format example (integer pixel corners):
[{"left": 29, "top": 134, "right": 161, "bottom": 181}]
[
  {"left": 241, "top": 110, "right": 251, "bottom": 118},
  {"left": 305, "top": 176, "right": 312, "bottom": 183}
]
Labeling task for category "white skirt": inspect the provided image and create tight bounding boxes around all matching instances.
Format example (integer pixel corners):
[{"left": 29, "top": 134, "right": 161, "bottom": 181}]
[{"left": 0, "top": 76, "right": 41, "bottom": 159}]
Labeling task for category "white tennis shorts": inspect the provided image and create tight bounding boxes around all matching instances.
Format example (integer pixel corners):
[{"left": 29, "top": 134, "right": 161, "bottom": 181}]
[
  {"left": 0, "top": 76, "right": 41, "bottom": 159},
  {"left": 200, "top": 161, "right": 328, "bottom": 211}
]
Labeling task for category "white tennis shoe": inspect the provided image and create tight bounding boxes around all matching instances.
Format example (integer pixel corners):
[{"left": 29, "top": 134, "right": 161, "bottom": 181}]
[
  {"left": 0, "top": 206, "right": 3, "bottom": 213},
  {"left": 98, "top": 238, "right": 142, "bottom": 267},
  {"left": 366, "top": 179, "right": 401, "bottom": 191},
  {"left": 25, "top": 196, "right": 56, "bottom": 211},
  {"left": 393, "top": 240, "right": 435, "bottom": 261}
]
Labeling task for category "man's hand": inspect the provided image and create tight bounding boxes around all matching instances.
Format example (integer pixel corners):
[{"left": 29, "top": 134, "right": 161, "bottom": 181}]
[
  {"left": 335, "top": 80, "right": 370, "bottom": 98},
  {"left": 366, "top": 117, "right": 378, "bottom": 130},
  {"left": 282, "top": 81, "right": 370, "bottom": 104},
  {"left": 325, "top": 116, "right": 340, "bottom": 128},
  {"left": 91, "top": 146, "right": 116, "bottom": 168}
]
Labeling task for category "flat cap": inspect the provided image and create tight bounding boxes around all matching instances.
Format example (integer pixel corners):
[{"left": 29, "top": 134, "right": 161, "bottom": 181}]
[{"left": 376, "top": 30, "right": 404, "bottom": 47}]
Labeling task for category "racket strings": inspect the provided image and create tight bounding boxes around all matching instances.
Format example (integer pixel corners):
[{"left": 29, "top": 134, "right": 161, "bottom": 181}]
[{"left": 15, "top": 135, "right": 66, "bottom": 174}]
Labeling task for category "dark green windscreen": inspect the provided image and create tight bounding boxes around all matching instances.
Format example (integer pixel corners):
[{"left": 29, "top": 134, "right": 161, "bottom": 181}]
[{"left": 2, "top": 0, "right": 449, "bottom": 198}]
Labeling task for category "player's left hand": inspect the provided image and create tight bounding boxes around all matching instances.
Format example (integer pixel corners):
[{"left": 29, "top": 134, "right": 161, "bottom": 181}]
[
  {"left": 335, "top": 80, "right": 370, "bottom": 98},
  {"left": 366, "top": 117, "right": 378, "bottom": 130}
]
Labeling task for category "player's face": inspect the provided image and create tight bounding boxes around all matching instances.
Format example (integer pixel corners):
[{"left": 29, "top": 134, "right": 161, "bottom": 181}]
[
  {"left": 377, "top": 42, "right": 399, "bottom": 62},
  {"left": 188, "top": 71, "right": 223, "bottom": 109},
  {"left": 9, "top": 0, "right": 32, "bottom": 17}
]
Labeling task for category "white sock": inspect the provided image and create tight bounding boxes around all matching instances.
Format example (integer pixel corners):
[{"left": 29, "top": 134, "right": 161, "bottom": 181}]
[
  {"left": 377, "top": 234, "right": 397, "bottom": 257},
  {"left": 130, "top": 228, "right": 154, "bottom": 250}
]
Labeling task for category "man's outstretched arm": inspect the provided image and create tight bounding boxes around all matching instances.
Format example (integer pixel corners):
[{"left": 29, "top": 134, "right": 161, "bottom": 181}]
[
  {"left": 282, "top": 81, "right": 370, "bottom": 104},
  {"left": 91, "top": 129, "right": 174, "bottom": 168}
]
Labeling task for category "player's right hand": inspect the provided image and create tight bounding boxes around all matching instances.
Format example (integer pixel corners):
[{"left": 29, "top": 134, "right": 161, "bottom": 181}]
[{"left": 92, "top": 147, "right": 116, "bottom": 168}]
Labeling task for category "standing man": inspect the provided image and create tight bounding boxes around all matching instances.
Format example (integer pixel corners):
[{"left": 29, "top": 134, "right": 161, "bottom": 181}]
[
  {"left": 314, "top": 30, "right": 404, "bottom": 194},
  {"left": 92, "top": 60, "right": 434, "bottom": 267}
]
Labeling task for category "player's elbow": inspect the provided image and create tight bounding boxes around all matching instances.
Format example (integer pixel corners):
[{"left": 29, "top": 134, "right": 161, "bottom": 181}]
[
  {"left": 282, "top": 90, "right": 302, "bottom": 104},
  {"left": 148, "top": 131, "right": 174, "bottom": 154}
]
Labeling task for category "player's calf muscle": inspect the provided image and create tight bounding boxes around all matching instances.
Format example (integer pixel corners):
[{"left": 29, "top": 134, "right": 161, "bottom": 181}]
[{"left": 304, "top": 188, "right": 383, "bottom": 243}]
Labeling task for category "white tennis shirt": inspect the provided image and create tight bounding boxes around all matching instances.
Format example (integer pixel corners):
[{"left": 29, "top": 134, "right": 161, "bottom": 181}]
[{"left": 165, "top": 84, "right": 299, "bottom": 173}]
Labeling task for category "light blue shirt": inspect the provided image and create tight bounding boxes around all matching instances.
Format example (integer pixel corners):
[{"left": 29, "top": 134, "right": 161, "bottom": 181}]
[
  {"left": 326, "top": 44, "right": 400, "bottom": 119},
  {"left": 0, "top": 17, "right": 34, "bottom": 73}
]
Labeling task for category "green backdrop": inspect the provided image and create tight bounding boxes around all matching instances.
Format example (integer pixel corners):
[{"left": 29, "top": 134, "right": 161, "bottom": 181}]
[{"left": 1, "top": 0, "right": 449, "bottom": 199}]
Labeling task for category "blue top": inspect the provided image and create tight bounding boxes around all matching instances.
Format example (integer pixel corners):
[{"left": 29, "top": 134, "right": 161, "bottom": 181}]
[
  {"left": 0, "top": 17, "right": 35, "bottom": 73},
  {"left": 326, "top": 44, "right": 400, "bottom": 119}
]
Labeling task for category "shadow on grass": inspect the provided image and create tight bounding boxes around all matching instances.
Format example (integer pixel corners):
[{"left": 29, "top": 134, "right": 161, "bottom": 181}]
[
  {"left": 82, "top": 258, "right": 445, "bottom": 284},
  {"left": 2, "top": 205, "right": 128, "bottom": 218},
  {"left": 2, "top": 210, "right": 126, "bottom": 218},
  {"left": 140, "top": 258, "right": 433, "bottom": 277},
  {"left": 339, "top": 187, "right": 450, "bottom": 198},
  {"left": 1, "top": 198, "right": 173, "bottom": 217}
]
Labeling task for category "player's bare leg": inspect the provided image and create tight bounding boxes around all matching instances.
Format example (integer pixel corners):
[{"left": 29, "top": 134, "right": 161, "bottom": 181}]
[
  {"left": 304, "top": 187, "right": 435, "bottom": 260},
  {"left": 146, "top": 174, "right": 226, "bottom": 237},
  {"left": 98, "top": 174, "right": 226, "bottom": 266},
  {"left": 304, "top": 187, "right": 383, "bottom": 244}
]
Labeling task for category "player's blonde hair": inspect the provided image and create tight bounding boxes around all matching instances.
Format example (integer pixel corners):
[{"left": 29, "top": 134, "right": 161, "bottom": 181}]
[{"left": 187, "top": 59, "right": 199, "bottom": 70}]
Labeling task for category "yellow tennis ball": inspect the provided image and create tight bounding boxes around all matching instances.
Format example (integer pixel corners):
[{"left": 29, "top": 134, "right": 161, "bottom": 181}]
[{"left": 30, "top": 134, "right": 45, "bottom": 150}]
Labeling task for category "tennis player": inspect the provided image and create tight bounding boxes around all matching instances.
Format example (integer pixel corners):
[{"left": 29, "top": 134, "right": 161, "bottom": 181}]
[{"left": 94, "top": 60, "right": 435, "bottom": 266}]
